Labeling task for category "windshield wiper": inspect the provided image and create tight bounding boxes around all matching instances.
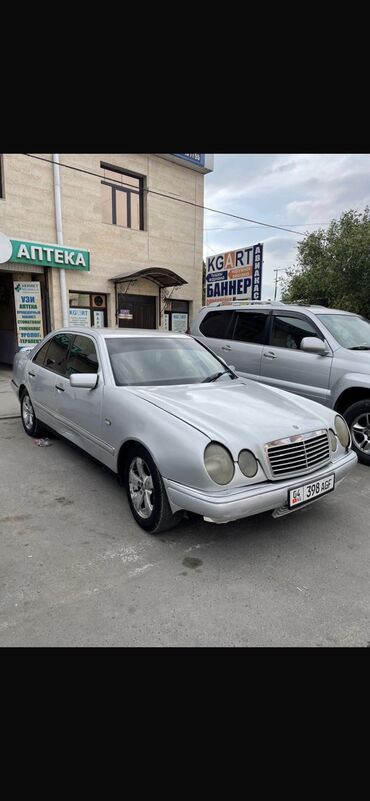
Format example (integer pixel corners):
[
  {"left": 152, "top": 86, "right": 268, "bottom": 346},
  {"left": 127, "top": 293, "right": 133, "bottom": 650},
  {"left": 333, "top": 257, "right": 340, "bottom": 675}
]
[
  {"left": 348, "top": 345, "right": 370, "bottom": 350},
  {"left": 202, "top": 370, "right": 235, "bottom": 383}
]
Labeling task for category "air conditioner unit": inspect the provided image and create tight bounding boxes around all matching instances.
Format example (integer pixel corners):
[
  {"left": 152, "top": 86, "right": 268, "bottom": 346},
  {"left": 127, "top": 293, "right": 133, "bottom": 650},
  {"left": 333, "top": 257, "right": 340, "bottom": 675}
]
[{"left": 91, "top": 294, "right": 106, "bottom": 309}]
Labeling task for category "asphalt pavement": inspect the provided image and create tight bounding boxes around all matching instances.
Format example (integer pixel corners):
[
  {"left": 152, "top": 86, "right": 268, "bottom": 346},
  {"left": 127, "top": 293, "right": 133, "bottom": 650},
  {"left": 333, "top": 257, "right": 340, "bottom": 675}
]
[{"left": 0, "top": 416, "right": 369, "bottom": 647}]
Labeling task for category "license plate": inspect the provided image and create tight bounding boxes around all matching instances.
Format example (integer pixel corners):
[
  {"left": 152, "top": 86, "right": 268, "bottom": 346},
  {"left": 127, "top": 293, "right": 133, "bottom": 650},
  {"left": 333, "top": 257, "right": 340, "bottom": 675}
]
[{"left": 288, "top": 473, "right": 335, "bottom": 509}]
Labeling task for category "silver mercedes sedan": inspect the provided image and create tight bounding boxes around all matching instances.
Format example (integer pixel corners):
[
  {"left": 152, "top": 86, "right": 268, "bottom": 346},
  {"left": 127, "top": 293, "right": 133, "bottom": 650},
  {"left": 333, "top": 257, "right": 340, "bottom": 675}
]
[{"left": 12, "top": 328, "right": 357, "bottom": 534}]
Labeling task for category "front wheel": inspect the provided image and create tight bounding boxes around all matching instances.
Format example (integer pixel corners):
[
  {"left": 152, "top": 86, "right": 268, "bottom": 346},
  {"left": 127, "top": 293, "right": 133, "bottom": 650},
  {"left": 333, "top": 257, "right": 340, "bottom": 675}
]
[
  {"left": 125, "top": 445, "right": 181, "bottom": 534},
  {"left": 20, "top": 391, "right": 44, "bottom": 438},
  {"left": 344, "top": 400, "right": 370, "bottom": 465}
]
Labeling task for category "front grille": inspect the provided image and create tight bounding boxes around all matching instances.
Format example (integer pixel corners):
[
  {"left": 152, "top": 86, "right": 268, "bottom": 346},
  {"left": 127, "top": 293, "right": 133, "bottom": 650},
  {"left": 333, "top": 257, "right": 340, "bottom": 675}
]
[{"left": 266, "top": 430, "right": 330, "bottom": 478}]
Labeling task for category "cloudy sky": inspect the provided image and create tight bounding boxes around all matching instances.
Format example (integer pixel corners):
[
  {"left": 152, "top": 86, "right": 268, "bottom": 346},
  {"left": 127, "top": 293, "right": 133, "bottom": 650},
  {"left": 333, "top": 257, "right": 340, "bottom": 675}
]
[{"left": 203, "top": 154, "right": 370, "bottom": 300}]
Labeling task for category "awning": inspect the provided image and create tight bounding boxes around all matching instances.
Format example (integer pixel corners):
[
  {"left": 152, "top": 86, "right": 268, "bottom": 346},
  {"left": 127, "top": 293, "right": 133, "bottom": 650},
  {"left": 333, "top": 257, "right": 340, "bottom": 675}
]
[{"left": 110, "top": 266, "right": 187, "bottom": 288}]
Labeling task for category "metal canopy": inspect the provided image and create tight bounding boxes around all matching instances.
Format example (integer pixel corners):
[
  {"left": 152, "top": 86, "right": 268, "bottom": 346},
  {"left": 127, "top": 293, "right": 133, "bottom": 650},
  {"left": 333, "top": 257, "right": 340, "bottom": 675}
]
[{"left": 110, "top": 267, "right": 187, "bottom": 288}]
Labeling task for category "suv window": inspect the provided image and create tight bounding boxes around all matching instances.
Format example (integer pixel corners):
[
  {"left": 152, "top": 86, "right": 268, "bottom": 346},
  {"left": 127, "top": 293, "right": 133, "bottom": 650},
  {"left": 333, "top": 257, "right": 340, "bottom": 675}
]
[
  {"left": 66, "top": 335, "right": 99, "bottom": 375},
  {"left": 37, "top": 334, "right": 73, "bottom": 375},
  {"left": 271, "top": 315, "right": 322, "bottom": 350},
  {"left": 232, "top": 311, "right": 269, "bottom": 344},
  {"left": 199, "top": 310, "right": 234, "bottom": 339}
]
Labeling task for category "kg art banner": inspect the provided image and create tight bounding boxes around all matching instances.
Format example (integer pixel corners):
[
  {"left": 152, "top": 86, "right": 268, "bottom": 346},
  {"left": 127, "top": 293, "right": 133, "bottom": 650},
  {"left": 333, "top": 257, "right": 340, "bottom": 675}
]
[{"left": 205, "top": 243, "right": 263, "bottom": 304}]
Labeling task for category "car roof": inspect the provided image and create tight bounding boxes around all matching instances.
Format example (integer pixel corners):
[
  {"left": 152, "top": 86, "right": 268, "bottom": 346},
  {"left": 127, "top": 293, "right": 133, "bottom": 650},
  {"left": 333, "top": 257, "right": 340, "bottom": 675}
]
[
  {"left": 200, "top": 303, "right": 356, "bottom": 316},
  {"left": 52, "top": 327, "right": 189, "bottom": 338}
]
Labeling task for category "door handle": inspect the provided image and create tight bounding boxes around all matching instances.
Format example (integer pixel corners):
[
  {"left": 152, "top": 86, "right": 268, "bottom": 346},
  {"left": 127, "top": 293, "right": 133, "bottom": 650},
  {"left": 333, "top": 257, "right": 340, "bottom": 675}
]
[
  {"left": 264, "top": 351, "right": 277, "bottom": 359},
  {"left": 55, "top": 384, "right": 65, "bottom": 392},
  {"left": 221, "top": 345, "right": 232, "bottom": 351},
  {"left": 28, "top": 371, "right": 35, "bottom": 377}
]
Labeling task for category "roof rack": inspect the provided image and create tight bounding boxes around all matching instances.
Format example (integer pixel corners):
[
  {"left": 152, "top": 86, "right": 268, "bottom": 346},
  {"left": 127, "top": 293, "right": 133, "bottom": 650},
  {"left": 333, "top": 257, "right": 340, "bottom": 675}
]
[
  {"left": 231, "top": 300, "right": 285, "bottom": 306},
  {"left": 203, "top": 300, "right": 285, "bottom": 308}
]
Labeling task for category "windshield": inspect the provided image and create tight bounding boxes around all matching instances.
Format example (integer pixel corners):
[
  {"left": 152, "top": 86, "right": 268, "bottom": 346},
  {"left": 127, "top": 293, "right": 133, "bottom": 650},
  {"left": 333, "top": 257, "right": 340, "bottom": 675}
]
[
  {"left": 317, "top": 314, "right": 370, "bottom": 349},
  {"left": 106, "top": 336, "right": 234, "bottom": 386}
]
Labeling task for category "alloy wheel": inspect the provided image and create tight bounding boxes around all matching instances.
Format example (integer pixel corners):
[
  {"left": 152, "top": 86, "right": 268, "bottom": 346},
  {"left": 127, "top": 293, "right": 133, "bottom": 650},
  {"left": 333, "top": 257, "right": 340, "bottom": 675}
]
[
  {"left": 351, "top": 412, "right": 370, "bottom": 454},
  {"left": 22, "top": 395, "right": 34, "bottom": 431},
  {"left": 128, "top": 456, "right": 154, "bottom": 519}
]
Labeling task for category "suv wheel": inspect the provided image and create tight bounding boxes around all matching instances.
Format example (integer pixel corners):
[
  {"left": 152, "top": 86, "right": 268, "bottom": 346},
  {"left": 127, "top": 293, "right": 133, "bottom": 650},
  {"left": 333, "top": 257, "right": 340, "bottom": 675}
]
[{"left": 344, "top": 400, "right": 370, "bottom": 465}]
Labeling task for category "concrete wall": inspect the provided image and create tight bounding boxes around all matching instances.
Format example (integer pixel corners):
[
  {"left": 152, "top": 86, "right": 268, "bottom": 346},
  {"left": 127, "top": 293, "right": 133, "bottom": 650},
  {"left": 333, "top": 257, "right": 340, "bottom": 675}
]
[{"left": 0, "top": 154, "right": 204, "bottom": 330}]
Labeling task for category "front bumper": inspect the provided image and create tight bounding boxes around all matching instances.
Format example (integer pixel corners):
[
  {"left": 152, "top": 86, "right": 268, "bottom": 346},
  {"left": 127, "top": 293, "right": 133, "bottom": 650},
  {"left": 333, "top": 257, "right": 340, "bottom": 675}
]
[{"left": 163, "top": 450, "right": 358, "bottom": 524}]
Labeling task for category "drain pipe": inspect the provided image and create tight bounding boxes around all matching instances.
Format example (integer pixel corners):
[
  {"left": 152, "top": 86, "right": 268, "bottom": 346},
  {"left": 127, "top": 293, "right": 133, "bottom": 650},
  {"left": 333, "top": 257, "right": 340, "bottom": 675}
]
[{"left": 52, "top": 154, "right": 69, "bottom": 327}]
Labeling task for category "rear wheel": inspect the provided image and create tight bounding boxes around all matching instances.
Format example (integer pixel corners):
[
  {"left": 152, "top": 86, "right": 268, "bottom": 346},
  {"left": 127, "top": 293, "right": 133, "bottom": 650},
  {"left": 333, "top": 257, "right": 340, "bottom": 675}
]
[
  {"left": 20, "top": 390, "right": 43, "bottom": 438},
  {"left": 125, "top": 444, "right": 181, "bottom": 534},
  {"left": 344, "top": 400, "right": 370, "bottom": 465}
]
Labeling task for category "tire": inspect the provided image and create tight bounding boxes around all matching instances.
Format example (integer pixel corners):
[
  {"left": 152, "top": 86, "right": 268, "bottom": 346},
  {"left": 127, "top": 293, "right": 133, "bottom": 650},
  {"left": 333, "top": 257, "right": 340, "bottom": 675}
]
[
  {"left": 343, "top": 400, "right": 370, "bottom": 465},
  {"left": 125, "top": 444, "right": 182, "bottom": 534},
  {"left": 20, "top": 390, "right": 44, "bottom": 438}
]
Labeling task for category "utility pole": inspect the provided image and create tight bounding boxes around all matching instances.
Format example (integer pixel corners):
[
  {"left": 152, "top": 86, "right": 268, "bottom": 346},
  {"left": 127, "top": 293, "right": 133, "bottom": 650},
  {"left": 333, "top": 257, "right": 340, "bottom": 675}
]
[{"left": 274, "top": 268, "right": 286, "bottom": 301}]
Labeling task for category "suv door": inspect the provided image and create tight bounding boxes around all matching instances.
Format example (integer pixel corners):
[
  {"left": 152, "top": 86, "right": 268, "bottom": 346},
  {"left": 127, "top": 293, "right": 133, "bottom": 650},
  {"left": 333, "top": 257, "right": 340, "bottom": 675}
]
[
  {"left": 260, "top": 312, "right": 333, "bottom": 404},
  {"left": 227, "top": 310, "right": 270, "bottom": 380},
  {"left": 197, "top": 309, "right": 236, "bottom": 361}
]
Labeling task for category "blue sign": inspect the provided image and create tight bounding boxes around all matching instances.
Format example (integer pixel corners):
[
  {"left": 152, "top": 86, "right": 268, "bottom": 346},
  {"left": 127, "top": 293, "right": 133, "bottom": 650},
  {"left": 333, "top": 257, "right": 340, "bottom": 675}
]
[
  {"left": 206, "top": 271, "right": 227, "bottom": 283},
  {"left": 173, "top": 154, "right": 205, "bottom": 167}
]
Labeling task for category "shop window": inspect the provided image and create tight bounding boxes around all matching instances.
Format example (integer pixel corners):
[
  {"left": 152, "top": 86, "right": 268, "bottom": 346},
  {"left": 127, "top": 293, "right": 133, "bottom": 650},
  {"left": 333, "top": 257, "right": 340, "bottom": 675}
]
[
  {"left": 164, "top": 299, "right": 189, "bottom": 333},
  {"left": 101, "top": 162, "right": 144, "bottom": 230},
  {"left": 0, "top": 155, "right": 4, "bottom": 199},
  {"left": 69, "top": 291, "right": 107, "bottom": 328}
]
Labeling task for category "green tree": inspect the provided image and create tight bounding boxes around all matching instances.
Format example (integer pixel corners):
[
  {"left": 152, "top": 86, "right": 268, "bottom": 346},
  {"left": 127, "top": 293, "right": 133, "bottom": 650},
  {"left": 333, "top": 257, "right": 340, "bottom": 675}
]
[{"left": 282, "top": 207, "right": 370, "bottom": 316}]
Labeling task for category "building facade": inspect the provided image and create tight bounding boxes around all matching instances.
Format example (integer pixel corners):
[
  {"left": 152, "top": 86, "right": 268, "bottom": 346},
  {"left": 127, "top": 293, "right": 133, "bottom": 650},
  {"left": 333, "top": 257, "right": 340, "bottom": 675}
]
[{"left": 0, "top": 153, "right": 213, "bottom": 364}]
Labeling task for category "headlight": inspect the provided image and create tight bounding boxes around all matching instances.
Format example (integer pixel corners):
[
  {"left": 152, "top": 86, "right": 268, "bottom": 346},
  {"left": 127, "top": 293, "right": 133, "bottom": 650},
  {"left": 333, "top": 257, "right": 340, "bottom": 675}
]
[
  {"left": 204, "top": 442, "right": 234, "bottom": 485},
  {"left": 329, "top": 429, "right": 337, "bottom": 452},
  {"left": 238, "top": 449, "right": 258, "bottom": 477},
  {"left": 334, "top": 415, "right": 350, "bottom": 448}
]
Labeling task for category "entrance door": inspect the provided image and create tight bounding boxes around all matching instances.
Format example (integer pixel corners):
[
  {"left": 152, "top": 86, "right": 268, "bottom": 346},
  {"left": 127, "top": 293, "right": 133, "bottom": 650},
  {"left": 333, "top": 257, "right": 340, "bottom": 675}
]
[
  {"left": 118, "top": 294, "right": 156, "bottom": 329},
  {"left": 0, "top": 273, "right": 17, "bottom": 365}
]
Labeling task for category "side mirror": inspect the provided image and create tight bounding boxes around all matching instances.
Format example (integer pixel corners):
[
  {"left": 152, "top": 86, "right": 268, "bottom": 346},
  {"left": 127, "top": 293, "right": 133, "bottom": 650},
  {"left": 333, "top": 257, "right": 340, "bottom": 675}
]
[
  {"left": 228, "top": 365, "right": 236, "bottom": 372},
  {"left": 70, "top": 373, "right": 98, "bottom": 389},
  {"left": 300, "top": 337, "right": 328, "bottom": 355}
]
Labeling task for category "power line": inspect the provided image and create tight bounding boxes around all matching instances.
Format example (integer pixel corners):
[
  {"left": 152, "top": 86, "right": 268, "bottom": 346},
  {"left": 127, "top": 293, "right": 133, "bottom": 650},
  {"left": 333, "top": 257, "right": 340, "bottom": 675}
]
[
  {"left": 205, "top": 222, "right": 331, "bottom": 231},
  {"left": 23, "top": 153, "right": 307, "bottom": 238}
]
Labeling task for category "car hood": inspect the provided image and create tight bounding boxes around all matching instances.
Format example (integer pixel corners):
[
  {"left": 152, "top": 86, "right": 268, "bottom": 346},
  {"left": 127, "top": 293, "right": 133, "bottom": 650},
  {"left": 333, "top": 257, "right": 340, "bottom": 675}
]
[{"left": 129, "top": 379, "right": 333, "bottom": 455}]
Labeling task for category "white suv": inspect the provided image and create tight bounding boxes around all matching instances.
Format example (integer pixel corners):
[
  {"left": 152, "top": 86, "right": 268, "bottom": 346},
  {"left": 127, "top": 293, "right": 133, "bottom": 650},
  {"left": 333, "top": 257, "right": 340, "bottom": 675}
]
[{"left": 191, "top": 301, "right": 370, "bottom": 465}]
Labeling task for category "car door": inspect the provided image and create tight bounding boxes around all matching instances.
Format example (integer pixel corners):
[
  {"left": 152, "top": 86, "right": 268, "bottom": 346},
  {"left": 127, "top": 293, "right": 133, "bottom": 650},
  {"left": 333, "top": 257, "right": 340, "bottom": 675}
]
[
  {"left": 28, "top": 333, "right": 74, "bottom": 428},
  {"left": 260, "top": 312, "right": 333, "bottom": 404},
  {"left": 226, "top": 310, "right": 270, "bottom": 380},
  {"left": 197, "top": 309, "right": 236, "bottom": 362},
  {"left": 55, "top": 333, "right": 108, "bottom": 463}
]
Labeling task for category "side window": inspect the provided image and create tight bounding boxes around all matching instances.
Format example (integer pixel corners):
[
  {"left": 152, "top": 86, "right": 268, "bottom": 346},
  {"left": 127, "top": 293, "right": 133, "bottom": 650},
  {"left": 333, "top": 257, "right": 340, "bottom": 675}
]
[
  {"left": 233, "top": 312, "right": 269, "bottom": 344},
  {"left": 43, "top": 334, "right": 73, "bottom": 375},
  {"left": 66, "top": 335, "right": 99, "bottom": 375},
  {"left": 271, "top": 315, "right": 322, "bottom": 350},
  {"left": 199, "top": 311, "right": 234, "bottom": 339},
  {"left": 33, "top": 340, "right": 52, "bottom": 367}
]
